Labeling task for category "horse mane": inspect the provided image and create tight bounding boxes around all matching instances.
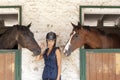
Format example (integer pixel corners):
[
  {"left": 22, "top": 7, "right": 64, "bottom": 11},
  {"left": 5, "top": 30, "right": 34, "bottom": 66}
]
[
  {"left": 82, "top": 26, "right": 91, "bottom": 31},
  {"left": 0, "top": 29, "right": 11, "bottom": 37},
  {"left": 0, "top": 27, "right": 13, "bottom": 37},
  {"left": 0, "top": 25, "right": 29, "bottom": 37},
  {"left": 82, "top": 25, "right": 105, "bottom": 35},
  {"left": 14, "top": 25, "right": 28, "bottom": 30},
  {"left": 0, "top": 33, "right": 3, "bottom": 37}
]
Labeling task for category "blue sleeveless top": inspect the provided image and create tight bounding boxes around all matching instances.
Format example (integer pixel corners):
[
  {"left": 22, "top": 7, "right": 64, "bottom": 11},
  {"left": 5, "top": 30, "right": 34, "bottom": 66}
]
[{"left": 42, "top": 47, "right": 58, "bottom": 79}]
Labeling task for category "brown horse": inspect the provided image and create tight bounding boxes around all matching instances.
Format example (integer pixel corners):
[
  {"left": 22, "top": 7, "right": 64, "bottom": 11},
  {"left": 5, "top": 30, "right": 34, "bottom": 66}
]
[
  {"left": 63, "top": 22, "right": 120, "bottom": 56},
  {"left": 0, "top": 24, "right": 41, "bottom": 56}
]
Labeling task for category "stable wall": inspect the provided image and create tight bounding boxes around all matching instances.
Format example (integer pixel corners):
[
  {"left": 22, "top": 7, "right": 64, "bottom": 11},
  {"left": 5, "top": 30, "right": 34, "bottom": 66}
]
[{"left": 0, "top": 0, "right": 120, "bottom": 80}]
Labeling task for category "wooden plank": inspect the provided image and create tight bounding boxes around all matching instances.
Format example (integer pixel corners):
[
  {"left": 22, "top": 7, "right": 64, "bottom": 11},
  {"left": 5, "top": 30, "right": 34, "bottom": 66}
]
[
  {"left": 115, "top": 53, "right": 120, "bottom": 80},
  {"left": 6, "top": 53, "right": 11, "bottom": 80},
  {"left": 7, "top": 53, "right": 15, "bottom": 80},
  {"left": 95, "top": 53, "right": 103, "bottom": 80},
  {"left": 102, "top": 53, "right": 109, "bottom": 80},
  {"left": 0, "top": 53, "right": 15, "bottom": 80},
  {"left": 84, "top": 50, "right": 120, "bottom": 80},
  {"left": 109, "top": 53, "right": 116, "bottom": 80},
  {"left": 4, "top": 53, "right": 7, "bottom": 80},
  {"left": 89, "top": 53, "right": 96, "bottom": 80},
  {"left": 0, "top": 54, "right": 5, "bottom": 80},
  {"left": 86, "top": 53, "right": 90, "bottom": 80},
  {"left": 5, "top": 53, "right": 8, "bottom": 80},
  {"left": 11, "top": 53, "right": 15, "bottom": 80}
]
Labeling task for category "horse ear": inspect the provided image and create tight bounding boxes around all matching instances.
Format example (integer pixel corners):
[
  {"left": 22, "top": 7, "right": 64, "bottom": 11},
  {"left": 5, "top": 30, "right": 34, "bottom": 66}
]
[
  {"left": 78, "top": 22, "right": 84, "bottom": 29},
  {"left": 78, "top": 22, "right": 81, "bottom": 27},
  {"left": 71, "top": 22, "right": 77, "bottom": 28},
  {"left": 27, "top": 23, "right": 32, "bottom": 28}
]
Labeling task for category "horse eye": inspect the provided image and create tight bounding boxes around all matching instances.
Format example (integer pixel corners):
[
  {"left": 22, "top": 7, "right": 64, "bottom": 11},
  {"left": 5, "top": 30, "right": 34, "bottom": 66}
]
[
  {"left": 75, "top": 34, "right": 78, "bottom": 37},
  {"left": 73, "top": 34, "right": 78, "bottom": 38}
]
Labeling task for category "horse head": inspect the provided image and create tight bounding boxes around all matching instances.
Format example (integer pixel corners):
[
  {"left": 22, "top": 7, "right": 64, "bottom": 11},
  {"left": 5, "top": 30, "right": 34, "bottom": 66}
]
[
  {"left": 63, "top": 22, "right": 87, "bottom": 56},
  {"left": 15, "top": 23, "right": 41, "bottom": 56}
]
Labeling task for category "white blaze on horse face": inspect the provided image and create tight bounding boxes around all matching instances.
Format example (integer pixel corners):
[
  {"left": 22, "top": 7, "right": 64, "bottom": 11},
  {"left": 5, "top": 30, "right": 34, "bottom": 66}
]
[{"left": 64, "top": 31, "right": 76, "bottom": 54}]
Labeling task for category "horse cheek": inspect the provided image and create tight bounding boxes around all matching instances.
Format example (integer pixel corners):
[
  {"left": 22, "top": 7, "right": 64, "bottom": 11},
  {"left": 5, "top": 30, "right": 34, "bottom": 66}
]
[{"left": 17, "top": 35, "right": 27, "bottom": 47}]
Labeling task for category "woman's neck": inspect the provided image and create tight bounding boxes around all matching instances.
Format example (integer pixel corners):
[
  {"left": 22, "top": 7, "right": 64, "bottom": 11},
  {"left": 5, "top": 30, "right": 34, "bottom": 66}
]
[
  {"left": 47, "top": 47, "right": 53, "bottom": 56},
  {"left": 48, "top": 45, "right": 54, "bottom": 49}
]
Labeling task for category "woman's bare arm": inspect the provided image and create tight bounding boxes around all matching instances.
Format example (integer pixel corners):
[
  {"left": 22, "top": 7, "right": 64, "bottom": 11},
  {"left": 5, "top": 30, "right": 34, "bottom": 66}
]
[
  {"left": 35, "top": 53, "right": 44, "bottom": 61},
  {"left": 35, "top": 43, "right": 45, "bottom": 61},
  {"left": 56, "top": 48, "right": 62, "bottom": 80}
]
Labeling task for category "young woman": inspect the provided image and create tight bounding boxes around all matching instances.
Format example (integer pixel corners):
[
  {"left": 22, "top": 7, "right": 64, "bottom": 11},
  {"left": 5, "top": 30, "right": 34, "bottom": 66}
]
[{"left": 36, "top": 32, "right": 62, "bottom": 80}]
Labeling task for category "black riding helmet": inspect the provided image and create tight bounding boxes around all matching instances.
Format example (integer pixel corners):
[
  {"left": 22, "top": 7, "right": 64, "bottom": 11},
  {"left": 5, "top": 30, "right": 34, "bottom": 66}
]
[
  {"left": 46, "top": 32, "right": 57, "bottom": 48},
  {"left": 46, "top": 31, "right": 57, "bottom": 40}
]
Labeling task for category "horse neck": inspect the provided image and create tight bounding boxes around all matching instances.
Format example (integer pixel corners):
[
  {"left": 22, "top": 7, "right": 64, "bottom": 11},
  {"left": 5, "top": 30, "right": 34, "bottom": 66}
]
[
  {"left": 85, "top": 30, "right": 102, "bottom": 48},
  {"left": 0, "top": 27, "right": 18, "bottom": 49}
]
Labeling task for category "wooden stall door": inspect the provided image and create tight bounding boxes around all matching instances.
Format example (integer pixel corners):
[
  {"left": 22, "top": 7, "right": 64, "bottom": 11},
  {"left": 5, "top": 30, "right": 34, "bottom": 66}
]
[
  {"left": 0, "top": 52, "right": 15, "bottom": 80},
  {"left": 86, "top": 52, "right": 120, "bottom": 80}
]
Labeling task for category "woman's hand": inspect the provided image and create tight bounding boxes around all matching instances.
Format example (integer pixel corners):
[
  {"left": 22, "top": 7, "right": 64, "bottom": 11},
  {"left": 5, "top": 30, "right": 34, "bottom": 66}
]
[
  {"left": 35, "top": 54, "right": 44, "bottom": 61},
  {"left": 40, "top": 42, "right": 45, "bottom": 50},
  {"left": 35, "top": 55, "right": 40, "bottom": 61},
  {"left": 34, "top": 42, "right": 45, "bottom": 61}
]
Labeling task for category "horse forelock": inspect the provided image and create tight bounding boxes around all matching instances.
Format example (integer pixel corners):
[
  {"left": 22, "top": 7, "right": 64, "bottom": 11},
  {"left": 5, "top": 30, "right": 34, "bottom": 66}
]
[
  {"left": 73, "top": 26, "right": 81, "bottom": 30},
  {"left": 70, "top": 28, "right": 77, "bottom": 36}
]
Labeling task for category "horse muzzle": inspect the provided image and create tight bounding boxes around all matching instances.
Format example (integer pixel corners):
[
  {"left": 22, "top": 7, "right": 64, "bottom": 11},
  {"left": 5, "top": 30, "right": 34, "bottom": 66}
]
[
  {"left": 31, "top": 48, "right": 41, "bottom": 56},
  {"left": 63, "top": 49, "right": 72, "bottom": 56}
]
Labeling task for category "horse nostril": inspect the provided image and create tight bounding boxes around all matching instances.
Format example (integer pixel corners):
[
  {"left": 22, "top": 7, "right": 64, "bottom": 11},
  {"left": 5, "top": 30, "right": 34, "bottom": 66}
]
[
  {"left": 65, "top": 53, "right": 68, "bottom": 56},
  {"left": 63, "top": 50, "right": 68, "bottom": 56},
  {"left": 63, "top": 49, "right": 67, "bottom": 54},
  {"left": 33, "top": 49, "right": 41, "bottom": 56},
  {"left": 63, "top": 49, "right": 71, "bottom": 56},
  {"left": 63, "top": 50, "right": 66, "bottom": 54},
  {"left": 37, "top": 50, "right": 41, "bottom": 54},
  {"left": 36, "top": 49, "right": 41, "bottom": 54}
]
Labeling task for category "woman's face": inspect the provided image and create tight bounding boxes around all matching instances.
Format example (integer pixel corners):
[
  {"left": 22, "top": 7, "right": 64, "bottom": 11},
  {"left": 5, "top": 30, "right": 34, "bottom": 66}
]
[{"left": 47, "top": 40, "right": 55, "bottom": 48}]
